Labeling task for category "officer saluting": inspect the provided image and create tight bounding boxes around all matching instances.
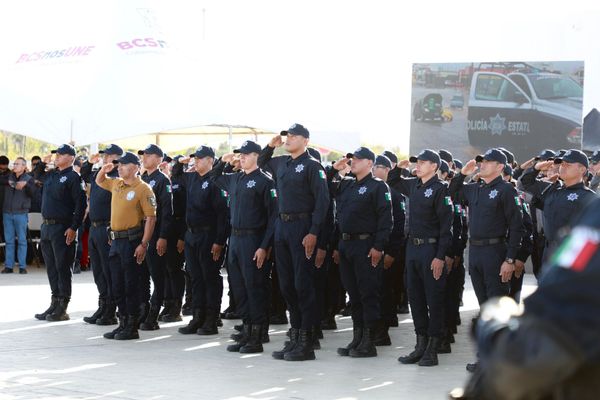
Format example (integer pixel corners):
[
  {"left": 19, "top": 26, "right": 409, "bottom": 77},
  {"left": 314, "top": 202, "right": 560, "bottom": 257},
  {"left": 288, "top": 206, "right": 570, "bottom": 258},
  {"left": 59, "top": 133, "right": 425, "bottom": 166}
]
[
  {"left": 35, "top": 144, "right": 86, "bottom": 322},
  {"left": 520, "top": 149, "right": 596, "bottom": 258},
  {"left": 448, "top": 148, "right": 524, "bottom": 372},
  {"left": 259, "top": 123, "right": 330, "bottom": 362},
  {"left": 333, "top": 147, "right": 393, "bottom": 358},
  {"left": 137, "top": 144, "right": 174, "bottom": 331},
  {"left": 96, "top": 152, "right": 157, "bottom": 340},
  {"left": 214, "top": 140, "right": 277, "bottom": 353},
  {"left": 176, "top": 146, "right": 229, "bottom": 336},
  {"left": 388, "top": 149, "right": 453, "bottom": 367}
]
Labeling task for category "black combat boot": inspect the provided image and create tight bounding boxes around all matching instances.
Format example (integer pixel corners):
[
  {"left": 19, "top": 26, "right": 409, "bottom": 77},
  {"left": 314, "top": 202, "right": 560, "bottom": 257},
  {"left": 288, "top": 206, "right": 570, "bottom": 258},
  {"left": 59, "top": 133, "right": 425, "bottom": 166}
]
[
  {"left": 234, "top": 323, "right": 244, "bottom": 332},
  {"left": 312, "top": 326, "right": 321, "bottom": 350},
  {"left": 337, "top": 327, "right": 363, "bottom": 356},
  {"left": 261, "top": 322, "right": 270, "bottom": 343},
  {"left": 197, "top": 309, "right": 218, "bottom": 335},
  {"left": 320, "top": 315, "right": 337, "bottom": 330},
  {"left": 178, "top": 309, "right": 205, "bottom": 334},
  {"left": 139, "top": 305, "right": 160, "bottom": 330},
  {"left": 240, "top": 324, "right": 264, "bottom": 354},
  {"left": 46, "top": 297, "right": 70, "bottom": 322},
  {"left": 272, "top": 328, "right": 298, "bottom": 360},
  {"left": 437, "top": 334, "right": 452, "bottom": 354},
  {"left": 35, "top": 296, "right": 58, "bottom": 320},
  {"left": 418, "top": 337, "right": 441, "bottom": 367},
  {"left": 398, "top": 334, "right": 428, "bottom": 364},
  {"left": 139, "top": 302, "right": 150, "bottom": 323},
  {"left": 349, "top": 327, "right": 377, "bottom": 358},
  {"left": 162, "top": 299, "right": 183, "bottom": 323},
  {"left": 372, "top": 321, "right": 392, "bottom": 346},
  {"left": 115, "top": 315, "right": 140, "bottom": 340},
  {"left": 83, "top": 298, "right": 106, "bottom": 324},
  {"left": 231, "top": 322, "right": 250, "bottom": 341},
  {"left": 104, "top": 315, "right": 127, "bottom": 339},
  {"left": 182, "top": 295, "right": 193, "bottom": 316},
  {"left": 284, "top": 329, "right": 316, "bottom": 361},
  {"left": 96, "top": 301, "right": 118, "bottom": 325},
  {"left": 158, "top": 300, "right": 171, "bottom": 322},
  {"left": 227, "top": 324, "right": 250, "bottom": 352}
]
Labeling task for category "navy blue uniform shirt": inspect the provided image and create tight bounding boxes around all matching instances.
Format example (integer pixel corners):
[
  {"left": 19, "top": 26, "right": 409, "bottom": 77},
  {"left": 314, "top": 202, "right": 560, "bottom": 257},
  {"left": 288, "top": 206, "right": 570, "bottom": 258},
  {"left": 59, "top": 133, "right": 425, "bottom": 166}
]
[
  {"left": 80, "top": 161, "right": 118, "bottom": 222},
  {"left": 141, "top": 169, "right": 174, "bottom": 239},
  {"left": 41, "top": 166, "right": 86, "bottom": 231},
  {"left": 449, "top": 173, "right": 524, "bottom": 259}
]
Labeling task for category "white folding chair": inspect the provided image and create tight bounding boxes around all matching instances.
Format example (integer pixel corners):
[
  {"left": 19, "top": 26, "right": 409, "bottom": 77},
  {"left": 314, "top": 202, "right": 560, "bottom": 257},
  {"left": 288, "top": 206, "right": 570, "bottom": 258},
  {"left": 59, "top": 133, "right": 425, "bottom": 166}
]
[{"left": 27, "top": 212, "right": 43, "bottom": 267}]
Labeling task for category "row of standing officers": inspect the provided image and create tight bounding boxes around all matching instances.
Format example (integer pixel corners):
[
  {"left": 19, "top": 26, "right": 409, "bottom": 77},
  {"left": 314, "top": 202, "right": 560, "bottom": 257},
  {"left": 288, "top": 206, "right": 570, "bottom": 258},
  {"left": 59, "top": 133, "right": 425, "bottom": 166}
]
[{"left": 32, "top": 125, "right": 598, "bottom": 365}]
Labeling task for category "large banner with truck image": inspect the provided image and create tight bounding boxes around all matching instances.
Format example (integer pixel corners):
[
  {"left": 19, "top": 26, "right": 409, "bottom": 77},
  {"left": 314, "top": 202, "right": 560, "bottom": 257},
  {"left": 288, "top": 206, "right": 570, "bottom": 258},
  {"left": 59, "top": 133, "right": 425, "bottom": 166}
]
[{"left": 410, "top": 61, "right": 587, "bottom": 163}]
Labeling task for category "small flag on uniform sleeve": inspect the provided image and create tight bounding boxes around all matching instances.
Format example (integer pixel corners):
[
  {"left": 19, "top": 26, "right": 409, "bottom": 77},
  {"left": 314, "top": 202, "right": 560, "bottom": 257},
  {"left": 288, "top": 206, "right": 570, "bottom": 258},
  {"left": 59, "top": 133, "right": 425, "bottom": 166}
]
[
  {"left": 514, "top": 196, "right": 521, "bottom": 206},
  {"left": 444, "top": 196, "right": 452, "bottom": 206},
  {"left": 385, "top": 192, "right": 391, "bottom": 201},
  {"left": 221, "top": 190, "right": 228, "bottom": 198},
  {"left": 318, "top": 170, "right": 326, "bottom": 179},
  {"left": 551, "top": 227, "right": 600, "bottom": 272},
  {"left": 270, "top": 189, "right": 277, "bottom": 198}
]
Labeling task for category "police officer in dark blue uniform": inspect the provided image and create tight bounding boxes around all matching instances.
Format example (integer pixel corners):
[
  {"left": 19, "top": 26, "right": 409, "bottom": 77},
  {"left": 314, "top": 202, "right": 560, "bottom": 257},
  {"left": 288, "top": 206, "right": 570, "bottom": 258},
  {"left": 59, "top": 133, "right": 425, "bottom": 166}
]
[
  {"left": 34, "top": 144, "right": 86, "bottom": 322},
  {"left": 449, "top": 149, "right": 524, "bottom": 371},
  {"left": 388, "top": 149, "right": 453, "bottom": 367},
  {"left": 213, "top": 140, "right": 277, "bottom": 353},
  {"left": 451, "top": 197, "right": 600, "bottom": 400},
  {"left": 520, "top": 149, "right": 597, "bottom": 267},
  {"left": 589, "top": 150, "right": 600, "bottom": 193},
  {"left": 176, "top": 146, "right": 229, "bottom": 336},
  {"left": 137, "top": 144, "right": 174, "bottom": 331},
  {"left": 258, "top": 124, "right": 330, "bottom": 362},
  {"left": 160, "top": 155, "right": 187, "bottom": 323},
  {"left": 332, "top": 148, "right": 393, "bottom": 358},
  {"left": 371, "top": 154, "right": 406, "bottom": 346},
  {"left": 80, "top": 144, "right": 124, "bottom": 325}
]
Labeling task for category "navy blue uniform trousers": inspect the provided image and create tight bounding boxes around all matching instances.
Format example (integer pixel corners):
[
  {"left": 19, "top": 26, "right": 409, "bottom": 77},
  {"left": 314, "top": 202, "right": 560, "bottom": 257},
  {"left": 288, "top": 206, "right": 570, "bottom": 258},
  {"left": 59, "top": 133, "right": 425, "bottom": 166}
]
[
  {"left": 468, "top": 243, "right": 510, "bottom": 306},
  {"left": 88, "top": 224, "right": 111, "bottom": 299},
  {"left": 184, "top": 230, "right": 223, "bottom": 313},
  {"left": 40, "top": 223, "right": 76, "bottom": 298},
  {"left": 109, "top": 237, "right": 142, "bottom": 316}
]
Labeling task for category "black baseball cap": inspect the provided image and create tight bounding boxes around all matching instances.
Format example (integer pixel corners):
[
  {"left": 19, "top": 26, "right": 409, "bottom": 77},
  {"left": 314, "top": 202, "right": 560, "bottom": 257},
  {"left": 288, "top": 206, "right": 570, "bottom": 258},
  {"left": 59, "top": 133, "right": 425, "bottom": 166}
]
[
  {"left": 99, "top": 144, "right": 124, "bottom": 156},
  {"left": 375, "top": 155, "right": 392, "bottom": 169},
  {"left": 439, "top": 159, "right": 450, "bottom": 174},
  {"left": 590, "top": 150, "right": 600, "bottom": 164},
  {"left": 438, "top": 149, "right": 453, "bottom": 164},
  {"left": 113, "top": 151, "right": 140, "bottom": 166},
  {"left": 475, "top": 148, "right": 507, "bottom": 165},
  {"left": 554, "top": 149, "right": 589, "bottom": 168},
  {"left": 163, "top": 154, "right": 173, "bottom": 163},
  {"left": 307, "top": 147, "right": 322, "bottom": 163},
  {"left": 534, "top": 149, "right": 556, "bottom": 161},
  {"left": 556, "top": 149, "right": 567, "bottom": 158},
  {"left": 190, "top": 145, "right": 215, "bottom": 159},
  {"left": 280, "top": 123, "right": 310, "bottom": 138},
  {"left": 51, "top": 144, "right": 76, "bottom": 156},
  {"left": 453, "top": 159, "right": 463, "bottom": 170},
  {"left": 498, "top": 147, "right": 515, "bottom": 165},
  {"left": 346, "top": 147, "right": 375, "bottom": 162},
  {"left": 409, "top": 149, "right": 441, "bottom": 166},
  {"left": 382, "top": 150, "right": 398, "bottom": 165},
  {"left": 503, "top": 165, "right": 514, "bottom": 176},
  {"left": 138, "top": 144, "right": 164, "bottom": 157},
  {"left": 234, "top": 140, "right": 262, "bottom": 155}
]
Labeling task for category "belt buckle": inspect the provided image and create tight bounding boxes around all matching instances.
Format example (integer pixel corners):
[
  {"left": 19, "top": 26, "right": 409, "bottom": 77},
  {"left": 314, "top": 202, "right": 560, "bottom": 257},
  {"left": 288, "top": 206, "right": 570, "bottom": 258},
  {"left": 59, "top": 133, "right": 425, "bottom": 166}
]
[
  {"left": 110, "top": 231, "right": 116, "bottom": 240},
  {"left": 414, "top": 238, "right": 424, "bottom": 245}
]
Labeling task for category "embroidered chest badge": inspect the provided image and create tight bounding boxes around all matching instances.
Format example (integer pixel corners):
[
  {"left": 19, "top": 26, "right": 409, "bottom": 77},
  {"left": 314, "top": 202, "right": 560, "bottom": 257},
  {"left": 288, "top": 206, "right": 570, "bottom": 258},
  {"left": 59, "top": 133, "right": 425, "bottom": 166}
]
[
  {"left": 201, "top": 181, "right": 209, "bottom": 190},
  {"left": 295, "top": 164, "right": 304, "bottom": 173},
  {"left": 358, "top": 186, "right": 367, "bottom": 195},
  {"left": 567, "top": 193, "right": 579, "bottom": 202},
  {"left": 126, "top": 191, "right": 135, "bottom": 201},
  {"left": 489, "top": 189, "right": 498, "bottom": 199},
  {"left": 247, "top": 180, "right": 256, "bottom": 188},
  {"left": 149, "top": 180, "right": 156, "bottom": 188},
  {"left": 59, "top": 176, "right": 67, "bottom": 183},
  {"left": 424, "top": 188, "right": 433, "bottom": 198}
]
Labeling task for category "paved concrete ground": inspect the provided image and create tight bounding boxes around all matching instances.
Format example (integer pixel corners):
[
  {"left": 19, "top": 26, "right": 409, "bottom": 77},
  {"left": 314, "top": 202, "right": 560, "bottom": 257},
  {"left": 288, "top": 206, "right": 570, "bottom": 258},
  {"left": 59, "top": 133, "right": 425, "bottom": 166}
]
[{"left": 0, "top": 266, "right": 538, "bottom": 400}]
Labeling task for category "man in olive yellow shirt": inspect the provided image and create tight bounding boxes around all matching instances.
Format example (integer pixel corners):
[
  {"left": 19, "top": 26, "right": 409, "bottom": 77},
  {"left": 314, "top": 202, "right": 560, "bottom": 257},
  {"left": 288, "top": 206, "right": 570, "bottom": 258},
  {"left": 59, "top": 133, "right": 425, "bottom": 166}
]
[{"left": 96, "top": 151, "right": 157, "bottom": 340}]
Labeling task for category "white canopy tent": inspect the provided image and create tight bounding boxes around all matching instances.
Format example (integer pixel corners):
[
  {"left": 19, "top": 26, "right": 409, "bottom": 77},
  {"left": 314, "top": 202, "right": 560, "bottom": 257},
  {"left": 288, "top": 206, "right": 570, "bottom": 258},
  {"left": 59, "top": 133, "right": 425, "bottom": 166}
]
[{"left": 1, "top": 1, "right": 600, "bottom": 154}]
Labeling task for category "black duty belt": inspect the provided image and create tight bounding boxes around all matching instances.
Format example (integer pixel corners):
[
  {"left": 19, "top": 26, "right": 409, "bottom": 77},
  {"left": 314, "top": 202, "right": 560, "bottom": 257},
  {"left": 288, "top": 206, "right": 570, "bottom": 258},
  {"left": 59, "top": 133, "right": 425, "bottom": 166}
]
[
  {"left": 410, "top": 237, "right": 438, "bottom": 246},
  {"left": 110, "top": 226, "right": 142, "bottom": 241},
  {"left": 279, "top": 213, "right": 310, "bottom": 222},
  {"left": 43, "top": 219, "right": 70, "bottom": 225},
  {"left": 188, "top": 226, "right": 212, "bottom": 234},
  {"left": 470, "top": 237, "right": 506, "bottom": 246},
  {"left": 341, "top": 233, "right": 372, "bottom": 241},
  {"left": 91, "top": 220, "right": 110, "bottom": 228},
  {"left": 232, "top": 228, "right": 263, "bottom": 236}
]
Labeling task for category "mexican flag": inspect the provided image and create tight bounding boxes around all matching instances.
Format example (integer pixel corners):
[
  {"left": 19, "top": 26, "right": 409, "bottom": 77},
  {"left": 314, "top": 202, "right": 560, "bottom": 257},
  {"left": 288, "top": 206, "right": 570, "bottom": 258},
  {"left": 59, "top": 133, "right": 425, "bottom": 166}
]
[
  {"left": 270, "top": 189, "right": 278, "bottom": 198},
  {"left": 551, "top": 227, "right": 599, "bottom": 272}
]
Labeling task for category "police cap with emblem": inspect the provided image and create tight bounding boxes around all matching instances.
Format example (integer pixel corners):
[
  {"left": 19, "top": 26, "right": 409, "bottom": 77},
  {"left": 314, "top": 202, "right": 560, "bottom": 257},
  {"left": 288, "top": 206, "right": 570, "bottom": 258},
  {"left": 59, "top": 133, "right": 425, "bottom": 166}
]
[
  {"left": 99, "top": 144, "right": 123, "bottom": 156},
  {"left": 113, "top": 151, "right": 141, "bottom": 166},
  {"left": 438, "top": 149, "right": 453, "bottom": 165},
  {"left": 280, "top": 123, "right": 310, "bottom": 138},
  {"left": 475, "top": 148, "right": 507, "bottom": 165},
  {"left": 374, "top": 155, "right": 392, "bottom": 169},
  {"left": 554, "top": 149, "right": 589, "bottom": 168},
  {"left": 137, "top": 144, "right": 164, "bottom": 157},
  {"left": 346, "top": 147, "right": 375, "bottom": 162},
  {"left": 51, "top": 144, "right": 76, "bottom": 156},
  {"left": 382, "top": 150, "right": 398, "bottom": 165},
  {"left": 190, "top": 145, "right": 216, "bottom": 159},
  {"left": 534, "top": 149, "right": 556, "bottom": 161},
  {"left": 234, "top": 140, "right": 262, "bottom": 155},
  {"left": 409, "top": 149, "right": 441, "bottom": 166}
]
